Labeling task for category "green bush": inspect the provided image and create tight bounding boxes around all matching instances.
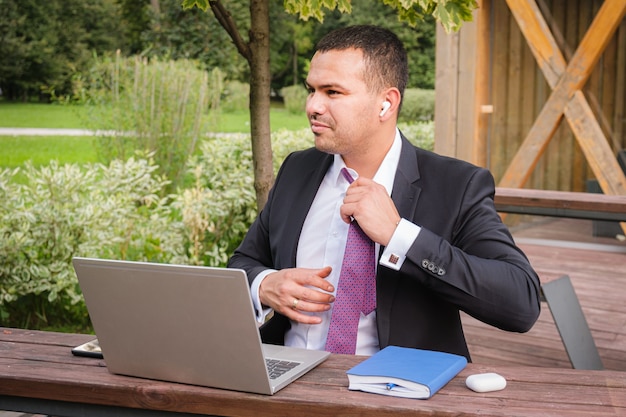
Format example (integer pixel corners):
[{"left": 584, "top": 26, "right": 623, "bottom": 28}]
[
  {"left": 399, "top": 89, "right": 435, "bottom": 122},
  {"left": 398, "top": 122, "right": 435, "bottom": 151},
  {"left": 171, "top": 128, "right": 316, "bottom": 267},
  {"left": 221, "top": 80, "right": 250, "bottom": 112},
  {"left": 0, "top": 158, "right": 180, "bottom": 330},
  {"left": 74, "top": 54, "right": 210, "bottom": 194},
  {"left": 280, "top": 85, "right": 308, "bottom": 114},
  {"left": 175, "top": 133, "right": 257, "bottom": 266},
  {"left": 0, "top": 124, "right": 433, "bottom": 331}
]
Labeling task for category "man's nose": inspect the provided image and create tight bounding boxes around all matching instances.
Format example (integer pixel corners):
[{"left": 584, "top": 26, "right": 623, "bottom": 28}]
[{"left": 306, "top": 92, "right": 325, "bottom": 115}]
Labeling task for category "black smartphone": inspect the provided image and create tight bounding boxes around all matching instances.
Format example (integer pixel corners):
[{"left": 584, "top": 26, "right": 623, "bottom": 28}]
[{"left": 71, "top": 338, "right": 104, "bottom": 359}]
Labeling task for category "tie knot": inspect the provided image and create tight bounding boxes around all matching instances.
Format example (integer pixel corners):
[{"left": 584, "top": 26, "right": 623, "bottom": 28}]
[{"left": 341, "top": 167, "right": 355, "bottom": 184}]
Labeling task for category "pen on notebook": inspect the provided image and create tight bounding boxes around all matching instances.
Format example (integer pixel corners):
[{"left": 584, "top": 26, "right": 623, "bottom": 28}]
[{"left": 386, "top": 383, "right": 397, "bottom": 391}]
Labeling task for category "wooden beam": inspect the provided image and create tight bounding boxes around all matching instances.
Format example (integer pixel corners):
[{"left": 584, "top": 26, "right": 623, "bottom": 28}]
[
  {"left": 506, "top": 0, "right": 566, "bottom": 86},
  {"left": 564, "top": 92, "right": 626, "bottom": 196}
]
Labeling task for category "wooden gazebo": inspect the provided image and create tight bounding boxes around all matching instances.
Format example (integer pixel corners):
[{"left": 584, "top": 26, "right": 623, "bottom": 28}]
[{"left": 434, "top": 0, "right": 626, "bottom": 197}]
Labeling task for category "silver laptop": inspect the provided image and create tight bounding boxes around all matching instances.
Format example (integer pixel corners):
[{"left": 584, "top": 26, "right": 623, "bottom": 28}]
[{"left": 72, "top": 257, "right": 330, "bottom": 395}]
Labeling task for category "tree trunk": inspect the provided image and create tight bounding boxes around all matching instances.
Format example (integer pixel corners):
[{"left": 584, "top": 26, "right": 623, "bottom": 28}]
[
  {"left": 207, "top": 0, "right": 273, "bottom": 210},
  {"left": 248, "top": 0, "right": 273, "bottom": 210}
]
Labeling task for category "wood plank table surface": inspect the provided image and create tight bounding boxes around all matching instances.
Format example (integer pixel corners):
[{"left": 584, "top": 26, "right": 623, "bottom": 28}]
[{"left": 1, "top": 327, "right": 625, "bottom": 417}]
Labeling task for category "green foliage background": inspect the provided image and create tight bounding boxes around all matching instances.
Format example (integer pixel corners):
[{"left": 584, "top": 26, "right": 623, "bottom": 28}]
[
  {"left": 0, "top": 0, "right": 438, "bottom": 101},
  {"left": 0, "top": 124, "right": 434, "bottom": 332}
]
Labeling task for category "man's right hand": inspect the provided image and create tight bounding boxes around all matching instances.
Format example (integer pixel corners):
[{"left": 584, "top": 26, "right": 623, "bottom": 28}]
[{"left": 259, "top": 266, "right": 335, "bottom": 324}]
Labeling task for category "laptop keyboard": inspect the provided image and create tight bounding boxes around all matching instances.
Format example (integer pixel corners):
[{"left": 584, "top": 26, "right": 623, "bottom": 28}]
[{"left": 266, "top": 358, "right": 301, "bottom": 380}]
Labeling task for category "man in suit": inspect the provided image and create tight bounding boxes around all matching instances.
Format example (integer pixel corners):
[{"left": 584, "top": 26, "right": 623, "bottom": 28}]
[{"left": 228, "top": 25, "right": 541, "bottom": 360}]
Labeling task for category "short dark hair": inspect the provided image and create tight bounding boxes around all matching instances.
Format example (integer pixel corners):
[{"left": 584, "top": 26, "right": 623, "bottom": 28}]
[{"left": 315, "top": 25, "right": 408, "bottom": 98}]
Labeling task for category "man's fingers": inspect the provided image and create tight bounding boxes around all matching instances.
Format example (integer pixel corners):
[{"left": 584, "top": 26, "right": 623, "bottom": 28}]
[
  {"left": 278, "top": 295, "right": 330, "bottom": 325},
  {"left": 260, "top": 266, "right": 335, "bottom": 324},
  {"left": 283, "top": 307, "right": 324, "bottom": 324}
]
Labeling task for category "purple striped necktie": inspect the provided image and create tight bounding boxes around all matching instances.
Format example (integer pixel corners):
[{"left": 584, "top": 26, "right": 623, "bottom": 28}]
[{"left": 325, "top": 168, "right": 376, "bottom": 354}]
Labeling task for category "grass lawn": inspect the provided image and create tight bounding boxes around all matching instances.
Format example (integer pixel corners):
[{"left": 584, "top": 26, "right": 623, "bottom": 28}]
[
  {"left": 0, "top": 136, "right": 99, "bottom": 168},
  {"left": 0, "top": 102, "right": 90, "bottom": 129},
  {"left": 0, "top": 102, "right": 310, "bottom": 168},
  {"left": 0, "top": 101, "right": 309, "bottom": 132}
]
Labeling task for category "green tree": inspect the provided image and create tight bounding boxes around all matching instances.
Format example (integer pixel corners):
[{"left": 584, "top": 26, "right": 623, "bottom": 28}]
[
  {"left": 116, "top": 0, "right": 152, "bottom": 54},
  {"left": 184, "top": 0, "right": 477, "bottom": 210},
  {"left": 140, "top": 0, "right": 249, "bottom": 79},
  {"left": 0, "top": 0, "right": 124, "bottom": 101},
  {"left": 139, "top": 0, "right": 308, "bottom": 96},
  {"left": 0, "top": 0, "right": 63, "bottom": 100},
  {"left": 267, "top": 8, "right": 316, "bottom": 90}
]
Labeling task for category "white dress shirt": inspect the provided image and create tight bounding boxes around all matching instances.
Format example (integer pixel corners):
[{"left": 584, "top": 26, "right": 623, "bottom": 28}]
[{"left": 251, "top": 129, "right": 421, "bottom": 355}]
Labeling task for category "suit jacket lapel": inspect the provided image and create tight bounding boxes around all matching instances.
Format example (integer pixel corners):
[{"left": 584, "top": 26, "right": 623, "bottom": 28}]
[
  {"left": 377, "top": 134, "right": 422, "bottom": 347},
  {"left": 391, "top": 134, "right": 421, "bottom": 222}
]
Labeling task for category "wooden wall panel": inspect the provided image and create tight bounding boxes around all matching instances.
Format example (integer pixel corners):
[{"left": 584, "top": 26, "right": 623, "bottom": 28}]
[
  {"left": 466, "top": 0, "right": 626, "bottom": 191},
  {"left": 435, "top": 0, "right": 626, "bottom": 193},
  {"left": 615, "top": 19, "right": 626, "bottom": 151},
  {"left": 573, "top": 0, "right": 588, "bottom": 191},
  {"left": 558, "top": 0, "right": 577, "bottom": 190},
  {"left": 457, "top": 16, "right": 479, "bottom": 162},
  {"left": 506, "top": 8, "right": 524, "bottom": 169},
  {"left": 434, "top": 26, "right": 459, "bottom": 157},
  {"left": 488, "top": 0, "right": 511, "bottom": 178}
]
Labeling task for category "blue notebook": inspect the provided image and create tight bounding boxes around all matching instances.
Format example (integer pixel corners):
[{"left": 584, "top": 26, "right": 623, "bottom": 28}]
[{"left": 346, "top": 346, "right": 467, "bottom": 399}]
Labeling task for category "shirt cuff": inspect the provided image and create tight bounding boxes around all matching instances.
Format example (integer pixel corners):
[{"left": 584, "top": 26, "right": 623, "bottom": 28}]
[
  {"left": 379, "top": 218, "right": 421, "bottom": 270},
  {"left": 251, "top": 269, "right": 277, "bottom": 322}
]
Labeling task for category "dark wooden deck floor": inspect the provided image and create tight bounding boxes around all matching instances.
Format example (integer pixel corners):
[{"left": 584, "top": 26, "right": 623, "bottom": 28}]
[{"left": 463, "top": 217, "right": 626, "bottom": 371}]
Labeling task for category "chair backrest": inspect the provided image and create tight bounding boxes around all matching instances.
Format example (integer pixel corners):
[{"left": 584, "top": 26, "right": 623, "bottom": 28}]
[{"left": 541, "top": 275, "right": 603, "bottom": 370}]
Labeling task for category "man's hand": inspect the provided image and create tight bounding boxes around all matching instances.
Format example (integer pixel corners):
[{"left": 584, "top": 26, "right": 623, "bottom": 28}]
[
  {"left": 340, "top": 177, "right": 401, "bottom": 245},
  {"left": 259, "top": 266, "right": 335, "bottom": 324}
]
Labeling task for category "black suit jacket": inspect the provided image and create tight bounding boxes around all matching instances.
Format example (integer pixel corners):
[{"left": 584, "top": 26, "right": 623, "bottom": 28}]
[{"left": 228, "top": 133, "right": 541, "bottom": 360}]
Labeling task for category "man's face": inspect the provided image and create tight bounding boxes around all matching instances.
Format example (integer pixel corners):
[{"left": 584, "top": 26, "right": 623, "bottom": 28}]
[{"left": 305, "top": 48, "right": 380, "bottom": 157}]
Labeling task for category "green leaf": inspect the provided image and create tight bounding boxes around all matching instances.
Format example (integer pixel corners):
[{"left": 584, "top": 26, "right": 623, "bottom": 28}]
[
  {"left": 181, "top": 0, "right": 210, "bottom": 11},
  {"left": 283, "top": 0, "right": 351, "bottom": 22},
  {"left": 384, "top": 0, "right": 476, "bottom": 31},
  {"left": 437, "top": 0, "right": 477, "bottom": 32}
]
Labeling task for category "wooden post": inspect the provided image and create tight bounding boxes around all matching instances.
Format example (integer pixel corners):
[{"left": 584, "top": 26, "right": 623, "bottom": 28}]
[{"left": 435, "top": 0, "right": 492, "bottom": 167}]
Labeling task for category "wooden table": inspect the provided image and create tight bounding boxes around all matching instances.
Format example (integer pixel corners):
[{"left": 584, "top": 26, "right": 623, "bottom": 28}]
[{"left": 1, "top": 328, "right": 625, "bottom": 417}]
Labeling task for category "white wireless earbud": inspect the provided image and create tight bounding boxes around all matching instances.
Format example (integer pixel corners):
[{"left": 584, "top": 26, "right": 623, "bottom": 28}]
[{"left": 380, "top": 101, "right": 391, "bottom": 117}]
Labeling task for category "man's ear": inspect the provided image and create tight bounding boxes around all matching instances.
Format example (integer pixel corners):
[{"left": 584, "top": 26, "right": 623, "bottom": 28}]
[{"left": 379, "top": 88, "right": 401, "bottom": 120}]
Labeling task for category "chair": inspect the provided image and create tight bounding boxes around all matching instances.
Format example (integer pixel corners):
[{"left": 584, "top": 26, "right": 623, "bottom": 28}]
[{"left": 541, "top": 275, "right": 603, "bottom": 370}]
